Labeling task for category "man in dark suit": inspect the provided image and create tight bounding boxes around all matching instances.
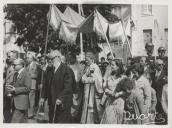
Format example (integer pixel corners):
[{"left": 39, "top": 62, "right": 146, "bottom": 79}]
[
  {"left": 6, "top": 59, "right": 32, "bottom": 123},
  {"left": 154, "top": 59, "right": 168, "bottom": 124},
  {"left": 40, "top": 48, "right": 73, "bottom": 123},
  {"left": 40, "top": 58, "right": 54, "bottom": 123}
]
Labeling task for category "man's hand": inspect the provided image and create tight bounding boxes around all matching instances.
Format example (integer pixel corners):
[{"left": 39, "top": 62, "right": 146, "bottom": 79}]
[
  {"left": 39, "top": 98, "right": 45, "bottom": 106},
  {"left": 56, "top": 99, "right": 62, "bottom": 105},
  {"left": 6, "top": 85, "right": 15, "bottom": 93}
]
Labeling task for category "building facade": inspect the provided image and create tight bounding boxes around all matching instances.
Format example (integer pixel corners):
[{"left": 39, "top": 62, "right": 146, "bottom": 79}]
[
  {"left": 131, "top": 5, "right": 168, "bottom": 56},
  {"left": 99, "top": 4, "right": 168, "bottom": 62}
]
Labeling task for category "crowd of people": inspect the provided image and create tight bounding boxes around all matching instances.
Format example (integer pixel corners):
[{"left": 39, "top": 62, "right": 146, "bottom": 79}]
[{"left": 3, "top": 43, "right": 168, "bottom": 124}]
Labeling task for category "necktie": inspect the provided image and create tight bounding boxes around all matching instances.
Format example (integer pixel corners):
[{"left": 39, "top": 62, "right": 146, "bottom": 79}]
[{"left": 13, "top": 72, "right": 19, "bottom": 83}]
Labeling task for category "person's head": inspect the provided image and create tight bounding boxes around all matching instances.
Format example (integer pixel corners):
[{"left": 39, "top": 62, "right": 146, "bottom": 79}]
[
  {"left": 131, "top": 63, "right": 144, "bottom": 80},
  {"left": 7, "top": 50, "right": 19, "bottom": 64},
  {"left": 100, "top": 57, "right": 105, "bottom": 63},
  {"left": 140, "top": 56, "right": 147, "bottom": 67},
  {"left": 127, "top": 58, "right": 132, "bottom": 67},
  {"left": 68, "top": 53, "right": 77, "bottom": 65},
  {"left": 49, "top": 49, "right": 62, "bottom": 65},
  {"left": 23, "top": 41, "right": 29, "bottom": 53},
  {"left": 110, "top": 59, "right": 124, "bottom": 77},
  {"left": 156, "top": 59, "right": 164, "bottom": 71},
  {"left": 116, "top": 78, "right": 135, "bottom": 95},
  {"left": 26, "top": 51, "right": 36, "bottom": 64},
  {"left": 107, "top": 52, "right": 116, "bottom": 62},
  {"left": 85, "top": 53, "right": 95, "bottom": 66},
  {"left": 158, "top": 46, "right": 166, "bottom": 59},
  {"left": 103, "top": 61, "right": 109, "bottom": 68},
  {"left": 80, "top": 60, "right": 86, "bottom": 66},
  {"left": 47, "top": 58, "right": 53, "bottom": 67},
  {"left": 145, "top": 42, "right": 154, "bottom": 57},
  {"left": 13, "top": 58, "right": 25, "bottom": 71}
]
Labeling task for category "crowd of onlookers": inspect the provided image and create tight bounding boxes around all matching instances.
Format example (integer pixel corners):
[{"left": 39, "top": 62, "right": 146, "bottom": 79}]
[{"left": 3, "top": 44, "right": 168, "bottom": 124}]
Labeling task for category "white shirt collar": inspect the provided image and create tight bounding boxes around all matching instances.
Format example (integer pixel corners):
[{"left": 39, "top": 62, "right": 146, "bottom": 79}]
[{"left": 54, "top": 62, "right": 61, "bottom": 73}]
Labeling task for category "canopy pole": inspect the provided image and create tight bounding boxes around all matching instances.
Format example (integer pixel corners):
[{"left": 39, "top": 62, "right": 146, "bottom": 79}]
[
  {"left": 78, "top": 4, "right": 84, "bottom": 60},
  {"left": 40, "top": 4, "right": 51, "bottom": 96},
  {"left": 96, "top": 10, "right": 115, "bottom": 59},
  {"left": 120, "top": 20, "right": 133, "bottom": 58},
  {"left": 154, "top": 19, "right": 158, "bottom": 62}
]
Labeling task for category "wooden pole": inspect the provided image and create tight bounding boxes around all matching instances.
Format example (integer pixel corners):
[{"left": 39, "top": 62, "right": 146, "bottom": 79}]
[
  {"left": 78, "top": 4, "right": 84, "bottom": 60},
  {"left": 40, "top": 4, "right": 51, "bottom": 98},
  {"left": 96, "top": 10, "right": 115, "bottom": 59},
  {"left": 154, "top": 19, "right": 158, "bottom": 62},
  {"left": 120, "top": 20, "right": 133, "bottom": 58}
]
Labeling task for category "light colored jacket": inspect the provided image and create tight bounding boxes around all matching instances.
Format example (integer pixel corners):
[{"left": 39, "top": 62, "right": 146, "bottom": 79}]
[
  {"left": 13, "top": 68, "right": 32, "bottom": 110},
  {"left": 27, "top": 61, "right": 40, "bottom": 90}
]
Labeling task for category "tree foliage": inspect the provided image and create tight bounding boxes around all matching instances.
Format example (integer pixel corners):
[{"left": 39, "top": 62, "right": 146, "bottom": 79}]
[{"left": 4, "top": 4, "right": 116, "bottom": 55}]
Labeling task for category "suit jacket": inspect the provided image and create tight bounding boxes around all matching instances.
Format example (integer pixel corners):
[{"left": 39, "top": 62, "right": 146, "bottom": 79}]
[
  {"left": 50, "top": 63, "right": 73, "bottom": 109},
  {"left": 155, "top": 68, "right": 167, "bottom": 102},
  {"left": 41, "top": 66, "right": 54, "bottom": 102},
  {"left": 13, "top": 68, "right": 32, "bottom": 110},
  {"left": 27, "top": 61, "right": 40, "bottom": 90},
  {"left": 5, "top": 66, "right": 15, "bottom": 85}
]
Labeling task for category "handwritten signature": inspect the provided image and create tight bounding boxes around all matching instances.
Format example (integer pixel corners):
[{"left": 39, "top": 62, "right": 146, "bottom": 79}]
[{"left": 123, "top": 111, "right": 166, "bottom": 124}]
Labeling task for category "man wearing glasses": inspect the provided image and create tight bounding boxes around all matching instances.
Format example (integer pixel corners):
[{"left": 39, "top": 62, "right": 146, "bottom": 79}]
[
  {"left": 6, "top": 59, "right": 31, "bottom": 123},
  {"left": 40, "top": 48, "right": 74, "bottom": 123},
  {"left": 154, "top": 59, "right": 168, "bottom": 124}
]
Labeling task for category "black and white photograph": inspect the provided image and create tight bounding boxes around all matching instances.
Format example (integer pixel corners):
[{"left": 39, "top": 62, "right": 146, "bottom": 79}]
[{"left": 2, "top": 1, "right": 170, "bottom": 126}]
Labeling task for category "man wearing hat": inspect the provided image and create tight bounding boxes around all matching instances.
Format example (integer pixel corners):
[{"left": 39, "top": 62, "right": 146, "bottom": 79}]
[
  {"left": 6, "top": 59, "right": 31, "bottom": 123},
  {"left": 26, "top": 51, "right": 41, "bottom": 119}
]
